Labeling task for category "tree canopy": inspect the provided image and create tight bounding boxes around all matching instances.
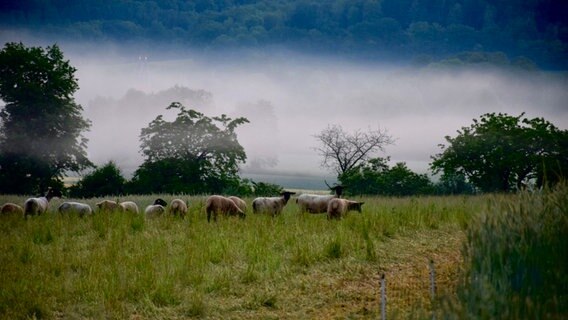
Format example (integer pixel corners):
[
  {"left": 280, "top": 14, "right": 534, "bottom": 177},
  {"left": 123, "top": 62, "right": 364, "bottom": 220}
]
[
  {"left": 129, "top": 102, "right": 249, "bottom": 194},
  {"left": 68, "top": 161, "right": 126, "bottom": 198},
  {"left": 0, "top": 42, "right": 92, "bottom": 194},
  {"left": 0, "top": 0, "right": 566, "bottom": 69},
  {"left": 431, "top": 113, "right": 568, "bottom": 192},
  {"left": 340, "top": 157, "right": 435, "bottom": 196}
]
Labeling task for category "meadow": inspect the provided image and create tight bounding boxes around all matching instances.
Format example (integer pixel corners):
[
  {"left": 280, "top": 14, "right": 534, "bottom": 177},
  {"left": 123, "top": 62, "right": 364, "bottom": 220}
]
[{"left": 0, "top": 189, "right": 565, "bottom": 319}]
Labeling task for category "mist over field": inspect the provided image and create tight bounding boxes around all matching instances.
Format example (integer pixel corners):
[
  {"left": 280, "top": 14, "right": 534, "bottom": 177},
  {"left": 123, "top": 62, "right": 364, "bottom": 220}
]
[
  {"left": 2, "top": 0, "right": 567, "bottom": 189},
  {"left": 57, "top": 47, "right": 567, "bottom": 188}
]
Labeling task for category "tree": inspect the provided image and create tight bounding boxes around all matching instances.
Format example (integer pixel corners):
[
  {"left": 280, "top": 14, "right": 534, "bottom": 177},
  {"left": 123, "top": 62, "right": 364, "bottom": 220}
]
[
  {"left": 0, "top": 42, "right": 92, "bottom": 194},
  {"left": 431, "top": 113, "right": 568, "bottom": 192},
  {"left": 434, "top": 172, "right": 476, "bottom": 195},
  {"left": 68, "top": 161, "right": 126, "bottom": 198},
  {"left": 314, "top": 124, "right": 394, "bottom": 177},
  {"left": 129, "top": 102, "right": 249, "bottom": 194},
  {"left": 339, "top": 157, "right": 435, "bottom": 196}
]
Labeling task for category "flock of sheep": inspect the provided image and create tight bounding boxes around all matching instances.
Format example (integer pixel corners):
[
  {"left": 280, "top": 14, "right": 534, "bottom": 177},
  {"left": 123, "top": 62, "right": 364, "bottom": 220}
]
[{"left": 0, "top": 185, "right": 365, "bottom": 220}]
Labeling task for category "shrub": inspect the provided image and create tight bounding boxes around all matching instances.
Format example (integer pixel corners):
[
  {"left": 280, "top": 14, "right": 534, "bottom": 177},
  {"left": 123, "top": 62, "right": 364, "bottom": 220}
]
[{"left": 68, "top": 161, "right": 126, "bottom": 198}]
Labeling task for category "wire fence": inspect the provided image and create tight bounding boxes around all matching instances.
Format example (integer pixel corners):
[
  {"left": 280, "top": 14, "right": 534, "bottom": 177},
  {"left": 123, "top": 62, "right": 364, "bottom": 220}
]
[{"left": 379, "top": 259, "right": 459, "bottom": 319}]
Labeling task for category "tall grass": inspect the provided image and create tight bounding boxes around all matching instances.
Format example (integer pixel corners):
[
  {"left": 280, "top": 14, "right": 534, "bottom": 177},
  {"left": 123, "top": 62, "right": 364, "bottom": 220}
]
[
  {"left": 443, "top": 184, "right": 568, "bottom": 319},
  {"left": 0, "top": 194, "right": 483, "bottom": 318}
]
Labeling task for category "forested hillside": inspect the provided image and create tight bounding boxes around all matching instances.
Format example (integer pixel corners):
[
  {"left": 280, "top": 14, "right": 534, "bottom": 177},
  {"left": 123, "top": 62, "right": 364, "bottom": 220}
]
[{"left": 1, "top": 0, "right": 567, "bottom": 68}]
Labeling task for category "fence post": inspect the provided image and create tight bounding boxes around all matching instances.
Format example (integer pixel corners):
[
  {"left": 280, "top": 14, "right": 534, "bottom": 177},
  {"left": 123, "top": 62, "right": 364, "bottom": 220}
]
[
  {"left": 429, "top": 259, "right": 436, "bottom": 320},
  {"left": 429, "top": 259, "right": 436, "bottom": 299},
  {"left": 380, "top": 273, "right": 386, "bottom": 320}
]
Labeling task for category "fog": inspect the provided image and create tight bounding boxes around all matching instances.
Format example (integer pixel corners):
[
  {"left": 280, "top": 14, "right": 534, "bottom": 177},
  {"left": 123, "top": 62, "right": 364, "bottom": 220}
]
[{"left": 25, "top": 46, "right": 568, "bottom": 188}]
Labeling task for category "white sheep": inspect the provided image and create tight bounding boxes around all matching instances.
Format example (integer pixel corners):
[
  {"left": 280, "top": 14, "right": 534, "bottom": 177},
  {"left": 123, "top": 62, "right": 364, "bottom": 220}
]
[
  {"left": 205, "top": 195, "right": 245, "bottom": 222},
  {"left": 119, "top": 201, "right": 139, "bottom": 214},
  {"left": 145, "top": 198, "right": 167, "bottom": 219},
  {"left": 168, "top": 199, "right": 188, "bottom": 217},
  {"left": 327, "top": 198, "right": 364, "bottom": 220},
  {"left": 252, "top": 191, "right": 296, "bottom": 216},
  {"left": 228, "top": 196, "right": 247, "bottom": 213},
  {"left": 24, "top": 187, "right": 61, "bottom": 216},
  {"left": 58, "top": 201, "right": 93, "bottom": 217},
  {"left": 1, "top": 203, "right": 24, "bottom": 216},
  {"left": 296, "top": 185, "right": 345, "bottom": 213}
]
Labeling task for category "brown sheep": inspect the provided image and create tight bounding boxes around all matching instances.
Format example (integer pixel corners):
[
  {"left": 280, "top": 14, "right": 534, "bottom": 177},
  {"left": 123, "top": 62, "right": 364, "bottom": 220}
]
[
  {"left": 228, "top": 196, "right": 247, "bottom": 213},
  {"left": 205, "top": 195, "right": 245, "bottom": 222},
  {"left": 1, "top": 203, "right": 24, "bottom": 216},
  {"left": 326, "top": 198, "right": 364, "bottom": 220},
  {"left": 96, "top": 200, "right": 121, "bottom": 213}
]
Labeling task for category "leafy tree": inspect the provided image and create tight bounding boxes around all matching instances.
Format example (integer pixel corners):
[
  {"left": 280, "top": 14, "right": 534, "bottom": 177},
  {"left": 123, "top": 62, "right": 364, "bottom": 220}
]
[
  {"left": 129, "top": 102, "right": 249, "bottom": 194},
  {"left": 431, "top": 113, "right": 568, "bottom": 192},
  {"left": 314, "top": 124, "right": 394, "bottom": 177},
  {"left": 340, "top": 157, "right": 435, "bottom": 196},
  {"left": 252, "top": 181, "right": 284, "bottom": 196},
  {"left": 0, "top": 42, "right": 92, "bottom": 194},
  {"left": 434, "top": 172, "right": 476, "bottom": 195},
  {"left": 1, "top": 0, "right": 567, "bottom": 68},
  {"left": 127, "top": 157, "right": 208, "bottom": 194},
  {"left": 68, "top": 161, "right": 126, "bottom": 198}
]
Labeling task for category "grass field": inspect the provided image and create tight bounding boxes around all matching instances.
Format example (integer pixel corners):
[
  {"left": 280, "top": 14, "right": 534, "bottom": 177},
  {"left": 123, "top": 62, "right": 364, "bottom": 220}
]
[{"left": 0, "top": 192, "right": 552, "bottom": 319}]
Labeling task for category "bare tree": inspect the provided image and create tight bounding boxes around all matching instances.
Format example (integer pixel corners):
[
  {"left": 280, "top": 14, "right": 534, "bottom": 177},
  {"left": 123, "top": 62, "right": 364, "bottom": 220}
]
[{"left": 314, "top": 124, "right": 394, "bottom": 176}]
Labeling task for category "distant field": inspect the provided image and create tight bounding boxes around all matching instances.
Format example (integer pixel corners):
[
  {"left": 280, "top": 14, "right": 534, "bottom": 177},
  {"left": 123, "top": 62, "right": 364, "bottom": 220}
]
[{"left": 0, "top": 194, "right": 491, "bottom": 319}]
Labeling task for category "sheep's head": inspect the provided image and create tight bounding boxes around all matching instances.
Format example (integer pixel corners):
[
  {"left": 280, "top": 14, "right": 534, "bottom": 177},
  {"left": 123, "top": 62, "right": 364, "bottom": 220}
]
[
  {"left": 45, "top": 187, "right": 63, "bottom": 200},
  {"left": 280, "top": 191, "right": 296, "bottom": 202},
  {"left": 154, "top": 198, "right": 167, "bottom": 206},
  {"left": 352, "top": 201, "right": 364, "bottom": 213},
  {"left": 331, "top": 185, "right": 345, "bottom": 197},
  {"left": 325, "top": 181, "right": 345, "bottom": 197}
]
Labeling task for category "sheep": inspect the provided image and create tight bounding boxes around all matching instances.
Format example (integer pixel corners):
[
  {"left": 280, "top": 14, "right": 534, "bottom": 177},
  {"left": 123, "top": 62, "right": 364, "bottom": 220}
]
[
  {"left": 0, "top": 203, "right": 24, "bottom": 216},
  {"left": 119, "top": 201, "right": 139, "bottom": 214},
  {"left": 95, "top": 200, "right": 139, "bottom": 214},
  {"left": 168, "top": 199, "right": 188, "bottom": 217},
  {"left": 296, "top": 184, "right": 345, "bottom": 214},
  {"left": 95, "top": 200, "right": 121, "bottom": 213},
  {"left": 228, "top": 196, "right": 247, "bottom": 213},
  {"left": 145, "top": 198, "right": 167, "bottom": 219},
  {"left": 58, "top": 201, "right": 93, "bottom": 217},
  {"left": 252, "top": 191, "right": 296, "bottom": 216},
  {"left": 24, "top": 187, "right": 62, "bottom": 216},
  {"left": 205, "top": 195, "right": 245, "bottom": 222},
  {"left": 326, "top": 198, "right": 364, "bottom": 220}
]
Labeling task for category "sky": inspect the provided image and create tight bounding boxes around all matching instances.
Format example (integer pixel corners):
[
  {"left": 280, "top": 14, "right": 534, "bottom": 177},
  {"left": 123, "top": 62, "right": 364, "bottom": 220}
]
[{"left": 60, "top": 47, "right": 568, "bottom": 189}]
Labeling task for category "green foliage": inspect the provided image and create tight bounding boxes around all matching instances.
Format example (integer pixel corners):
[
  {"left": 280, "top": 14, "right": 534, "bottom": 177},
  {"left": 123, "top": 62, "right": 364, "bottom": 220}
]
[
  {"left": 68, "top": 161, "right": 126, "bottom": 198},
  {"left": 435, "top": 172, "right": 476, "bottom": 195},
  {"left": 126, "top": 157, "right": 203, "bottom": 194},
  {"left": 431, "top": 113, "right": 568, "bottom": 192},
  {"left": 1, "top": 1, "right": 566, "bottom": 68},
  {"left": 129, "top": 102, "right": 249, "bottom": 194},
  {"left": 448, "top": 183, "right": 568, "bottom": 318},
  {"left": 0, "top": 42, "right": 92, "bottom": 194},
  {"left": 340, "top": 157, "right": 435, "bottom": 196},
  {"left": 251, "top": 181, "right": 283, "bottom": 196}
]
